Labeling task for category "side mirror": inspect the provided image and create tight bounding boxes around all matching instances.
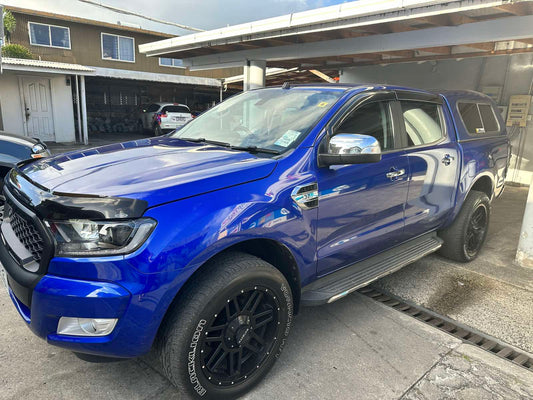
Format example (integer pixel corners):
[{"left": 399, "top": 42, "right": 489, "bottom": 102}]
[{"left": 319, "top": 133, "right": 382, "bottom": 166}]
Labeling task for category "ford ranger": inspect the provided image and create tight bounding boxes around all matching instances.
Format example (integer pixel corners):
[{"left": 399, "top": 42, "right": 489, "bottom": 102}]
[{"left": 0, "top": 84, "right": 509, "bottom": 399}]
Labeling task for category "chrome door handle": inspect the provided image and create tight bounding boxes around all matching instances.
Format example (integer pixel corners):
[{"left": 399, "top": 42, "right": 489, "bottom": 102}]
[
  {"left": 386, "top": 168, "right": 405, "bottom": 180},
  {"left": 442, "top": 154, "right": 454, "bottom": 166}
]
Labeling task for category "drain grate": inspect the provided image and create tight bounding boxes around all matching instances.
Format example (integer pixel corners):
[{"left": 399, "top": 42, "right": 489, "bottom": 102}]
[{"left": 358, "top": 287, "right": 533, "bottom": 371}]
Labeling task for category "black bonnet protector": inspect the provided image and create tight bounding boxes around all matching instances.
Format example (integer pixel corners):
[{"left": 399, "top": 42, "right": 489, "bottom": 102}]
[{"left": 6, "top": 165, "right": 148, "bottom": 220}]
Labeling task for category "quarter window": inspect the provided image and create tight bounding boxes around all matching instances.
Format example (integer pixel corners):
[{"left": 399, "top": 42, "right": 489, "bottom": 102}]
[
  {"left": 29, "top": 22, "right": 70, "bottom": 49},
  {"left": 159, "top": 57, "right": 185, "bottom": 68},
  {"left": 478, "top": 104, "right": 499, "bottom": 132},
  {"left": 400, "top": 101, "right": 443, "bottom": 146},
  {"left": 101, "top": 33, "right": 135, "bottom": 62},
  {"left": 458, "top": 102, "right": 499, "bottom": 135},
  {"left": 336, "top": 101, "right": 394, "bottom": 151}
]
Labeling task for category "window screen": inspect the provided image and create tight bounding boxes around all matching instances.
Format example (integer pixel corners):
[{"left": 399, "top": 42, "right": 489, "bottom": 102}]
[
  {"left": 29, "top": 23, "right": 70, "bottom": 48},
  {"left": 336, "top": 101, "right": 394, "bottom": 150},
  {"left": 458, "top": 103, "right": 484, "bottom": 134},
  {"left": 162, "top": 105, "right": 190, "bottom": 113},
  {"left": 478, "top": 104, "right": 499, "bottom": 132},
  {"left": 401, "top": 101, "right": 443, "bottom": 146}
]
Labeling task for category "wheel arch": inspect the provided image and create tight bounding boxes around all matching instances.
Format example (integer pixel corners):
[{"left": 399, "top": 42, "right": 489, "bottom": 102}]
[{"left": 469, "top": 174, "right": 493, "bottom": 200}]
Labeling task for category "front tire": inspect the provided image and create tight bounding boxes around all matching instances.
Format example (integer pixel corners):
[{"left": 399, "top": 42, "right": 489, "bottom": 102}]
[
  {"left": 438, "top": 190, "right": 490, "bottom": 262},
  {"left": 156, "top": 252, "right": 293, "bottom": 399}
]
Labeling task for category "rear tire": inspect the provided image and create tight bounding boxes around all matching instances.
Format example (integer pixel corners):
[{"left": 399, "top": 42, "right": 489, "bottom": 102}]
[
  {"left": 156, "top": 252, "right": 293, "bottom": 399},
  {"left": 438, "top": 190, "right": 490, "bottom": 262}
]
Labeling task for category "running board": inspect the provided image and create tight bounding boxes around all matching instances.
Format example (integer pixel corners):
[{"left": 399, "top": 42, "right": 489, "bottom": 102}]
[{"left": 301, "top": 233, "right": 443, "bottom": 306}]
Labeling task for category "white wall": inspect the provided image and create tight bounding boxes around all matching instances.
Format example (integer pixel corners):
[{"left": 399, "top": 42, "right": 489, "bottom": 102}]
[
  {"left": 340, "top": 54, "right": 533, "bottom": 184},
  {"left": 0, "top": 70, "right": 76, "bottom": 143}
]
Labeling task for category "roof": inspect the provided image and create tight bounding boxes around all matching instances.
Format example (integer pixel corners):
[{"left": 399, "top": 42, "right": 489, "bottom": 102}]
[
  {"left": 2, "top": 57, "right": 95, "bottom": 75},
  {"left": 139, "top": 0, "right": 533, "bottom": 70},
  {"left": 6, "top": 5, "right": 176, "bottom": 38}
]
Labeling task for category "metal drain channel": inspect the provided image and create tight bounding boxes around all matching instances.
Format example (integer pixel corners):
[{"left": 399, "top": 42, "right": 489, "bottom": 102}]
[{"left": 358, "top": 287, "right": 533, "bottom": 371}]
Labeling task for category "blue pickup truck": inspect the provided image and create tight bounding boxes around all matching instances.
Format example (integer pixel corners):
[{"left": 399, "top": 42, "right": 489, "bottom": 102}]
[{"left": 0, "top": 84, "right": 508, "bottom": 399}]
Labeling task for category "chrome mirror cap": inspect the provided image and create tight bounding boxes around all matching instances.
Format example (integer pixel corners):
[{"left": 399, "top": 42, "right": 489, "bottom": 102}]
[{"left": 328, "top": 134, "right": 381, "bottom": 155}]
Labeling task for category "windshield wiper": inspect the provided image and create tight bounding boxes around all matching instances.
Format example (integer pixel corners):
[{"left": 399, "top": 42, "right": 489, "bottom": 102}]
[
  {"left": 230, "top": 146, "right": 281, "bottom": 155},
  {"left": 179, "top": 137, "right": 232, "bottom": 147}
]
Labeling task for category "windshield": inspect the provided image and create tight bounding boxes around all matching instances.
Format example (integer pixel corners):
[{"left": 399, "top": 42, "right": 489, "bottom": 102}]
[{"left": 171, "top": 88, "right": 344, "bottom": 154}]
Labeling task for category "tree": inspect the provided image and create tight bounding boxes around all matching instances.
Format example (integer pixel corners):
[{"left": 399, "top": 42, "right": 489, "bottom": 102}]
[{"left": 3, "top": 10, "right": 16, "bottom": 43}]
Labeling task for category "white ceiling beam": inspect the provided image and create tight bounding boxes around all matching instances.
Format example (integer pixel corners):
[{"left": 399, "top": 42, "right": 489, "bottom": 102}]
[{"left": 183, "top": 15, "right": 533, "bottom": 70}]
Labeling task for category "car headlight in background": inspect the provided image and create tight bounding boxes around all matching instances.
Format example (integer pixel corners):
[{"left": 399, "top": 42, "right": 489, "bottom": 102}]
[
  {"left": 46, "top": 218, "right": 156, "bottom": 256},
  {"left": 31, "top": 143, "right": 48, "bottom": 158}
]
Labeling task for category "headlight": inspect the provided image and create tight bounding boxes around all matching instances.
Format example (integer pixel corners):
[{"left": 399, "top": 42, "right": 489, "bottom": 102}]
[
  {"left": 31, "top": 144, "right": 47, "bottom": 158},
  {"left": 46, "top": 218, "right": 156, "bottom": 257}
]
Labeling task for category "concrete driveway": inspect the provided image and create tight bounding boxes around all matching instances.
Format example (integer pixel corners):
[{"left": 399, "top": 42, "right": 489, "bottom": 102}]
[{"left": 1, "top": 288, "right": 531, "bottom": 399}]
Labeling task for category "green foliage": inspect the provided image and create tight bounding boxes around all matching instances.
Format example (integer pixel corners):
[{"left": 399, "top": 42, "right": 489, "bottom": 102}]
[
  {"left": 2, "top": 43, "right": 33, "bottom": 59},
  {"left": 3, "top": 10, "right": 16, "bottom": 38}
]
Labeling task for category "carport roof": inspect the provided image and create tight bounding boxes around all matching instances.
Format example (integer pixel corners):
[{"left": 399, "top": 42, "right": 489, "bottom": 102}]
[
  {"left": 139, "top": 0, "right": 533, "bottom": 71},
  {"left": 2, "top": 57, "right": 95, "bottom": 75}
]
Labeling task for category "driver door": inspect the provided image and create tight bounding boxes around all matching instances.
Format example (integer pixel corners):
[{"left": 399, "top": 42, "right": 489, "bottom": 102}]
[{"left": 316, "top": 94, "right": 410, "bottom": 276}]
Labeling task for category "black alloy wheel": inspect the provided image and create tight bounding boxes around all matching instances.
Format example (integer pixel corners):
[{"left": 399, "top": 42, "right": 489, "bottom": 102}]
[
  {"left": 200, "top": 286, "right": 280, "bottom": 386},
  {"left": 157, "top": 252, "right": 293, "bottom": 400},
  {"left": 464, "top": 203, "right": 488, "bottom": 258}
]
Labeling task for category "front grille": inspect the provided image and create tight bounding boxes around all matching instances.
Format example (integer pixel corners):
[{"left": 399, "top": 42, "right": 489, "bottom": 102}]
[{"left": 6, "top": 202, "right": 44, "bottom": 263}]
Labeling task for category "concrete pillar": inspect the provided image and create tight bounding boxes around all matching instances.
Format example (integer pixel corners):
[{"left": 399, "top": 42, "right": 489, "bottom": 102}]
[
  {"left": 243, "top": 60, "right": 266, "bottom": 91},
  {"left": 74, "top": 75, "right": 82, "bottom": 143},
  {"left": 79, "top": 75, "right": 89, "bottom": 145},
  {"left": 516, "top": 179, "right": 533, "bottom": 268}
]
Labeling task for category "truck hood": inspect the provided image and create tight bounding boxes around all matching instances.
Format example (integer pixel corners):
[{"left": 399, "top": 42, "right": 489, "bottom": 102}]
[{"left": 20, "top": 137, "right": 277, "bottom": 207}]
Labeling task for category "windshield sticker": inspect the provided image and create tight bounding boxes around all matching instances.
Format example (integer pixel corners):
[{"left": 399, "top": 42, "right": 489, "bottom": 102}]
[
  {"left": 275, "top": 130, "right": 301, "bottom": 148},
  {"left": 317, "top": 101, "right": 329, "bottom": 107}
]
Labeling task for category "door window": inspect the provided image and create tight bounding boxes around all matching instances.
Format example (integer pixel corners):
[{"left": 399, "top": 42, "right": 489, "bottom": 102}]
[
  {"left": 335, "top": 101, "right": 394, "bottom": 151},
  {"left": 400, "top": 101, "right": 443, "bottom": 146}
]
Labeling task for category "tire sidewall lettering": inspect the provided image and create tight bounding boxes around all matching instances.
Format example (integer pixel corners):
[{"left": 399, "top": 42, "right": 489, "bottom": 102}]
[{"left": 188, "top": 319, "right": 208, "bottom": 397}]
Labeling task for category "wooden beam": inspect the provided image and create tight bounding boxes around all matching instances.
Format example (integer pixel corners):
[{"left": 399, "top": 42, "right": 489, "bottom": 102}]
[
  {"left": 347, "top": 47, "right": 533, "bottom": 68},
  {"left": 494, "top": 3, "right": 530, "bottom": 16},
  {"left": 462, "top": 42, "right": 495, "bottom": 51},
  {"left": 380, "top": 50, "right": 416, "bottom": 58},
  {"left": 309, "top": 69, "right": 336, "bottom": 83},
  {"left": 417, "top": 46, "right": 452, "bottom": 54},
  {"left": 516, "top": 38, "right": 533, "bottom": 46}
]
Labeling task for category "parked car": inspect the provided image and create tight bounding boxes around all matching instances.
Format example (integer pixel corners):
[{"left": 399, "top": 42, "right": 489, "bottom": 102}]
[
  {"left": 0, "top": 131, "right": 50, "bottom": 205},
  {"left": 137, "top": 102, "right": 193, "bottom": 135},
  {"left": 0, "top": 84, "right": 509, "bottom": 399}
]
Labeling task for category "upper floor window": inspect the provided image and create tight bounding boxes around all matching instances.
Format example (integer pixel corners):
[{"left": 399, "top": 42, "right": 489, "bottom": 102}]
[
  {"left": 29, "top": 22, "right": 70, "bottom": 49},
  {"left": 159, "top": 57, "right": 185, "bottom": 68},
  {"left": 101, "top": 33, "right": 135, "bottom": 62}
]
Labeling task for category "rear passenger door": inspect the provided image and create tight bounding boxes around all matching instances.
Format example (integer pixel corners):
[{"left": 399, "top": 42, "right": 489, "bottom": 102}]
[{"left": 394, "top": 91, "right": 460, "bottom": 238}]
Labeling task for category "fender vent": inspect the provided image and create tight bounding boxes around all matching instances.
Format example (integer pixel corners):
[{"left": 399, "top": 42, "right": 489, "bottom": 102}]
[{"left": 291, "top": 183, "right": 318, "bottom": 210}]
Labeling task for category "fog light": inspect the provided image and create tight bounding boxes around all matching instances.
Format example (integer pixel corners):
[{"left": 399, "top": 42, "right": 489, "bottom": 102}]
[{"left": 57, "top": 317, "right": 118, "bottom": 336}]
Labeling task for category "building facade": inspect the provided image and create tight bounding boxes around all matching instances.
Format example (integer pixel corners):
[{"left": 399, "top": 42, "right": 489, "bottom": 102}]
[{"left": 1, "top": 7, "right": 241, "bottom": 143}]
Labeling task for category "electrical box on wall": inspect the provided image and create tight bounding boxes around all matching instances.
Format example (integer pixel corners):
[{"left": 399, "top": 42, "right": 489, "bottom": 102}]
[{"left": 506, "top": 95, "right": 531, "bottom": 127}]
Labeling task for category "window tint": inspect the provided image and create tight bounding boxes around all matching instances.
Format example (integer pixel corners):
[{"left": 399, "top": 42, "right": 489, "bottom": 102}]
[
  {"left": 102, "top": 33, "right": 134, "bottom": 62},
  {"left": 336, "top": 101, "right": 394, "bottom": 150},
  {"left": 458, "top": 103, "right": 484, "bottom": 134},
  {"left": 401, "top": 101, "right": 443, "bottom": 146},
  {"left": 29, "top": 22, "right": 70, "bottom": 48},
  {"left": 478, "top": 104, "right": 499, "bottom": 132},
  {"left": 162, "top": 105, "right": 190, "bottom": 113},
  {"left": 146, "top": 104, "right": 160, "bottom": 112}
]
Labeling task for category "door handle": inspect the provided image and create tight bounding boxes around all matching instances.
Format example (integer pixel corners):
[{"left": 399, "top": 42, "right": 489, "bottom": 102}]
[
  {"left": 442, "top": 154, "right": 454, "bottom": 166},
  {"left": 386, "top": 168, "right": 405, "bottom": 180}
]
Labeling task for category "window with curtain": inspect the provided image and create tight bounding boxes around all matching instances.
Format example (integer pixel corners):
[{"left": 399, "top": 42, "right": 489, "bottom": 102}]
[
  {"left": 101, "top": 33, "right": 135, "bottom": 62},
  {"left": 29, "top": 22, "right": 70, "bottom": 48}
]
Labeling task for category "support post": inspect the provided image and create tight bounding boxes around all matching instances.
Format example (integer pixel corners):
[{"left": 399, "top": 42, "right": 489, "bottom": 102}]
[
  {"left": 79, "top": 75, "right": 88, "bottom": 145},
  {"left": 75, "top": 75, "right": 82, "bottom": 143},
  {"left": 516, "top": 179, "right": 533, "bottom": 268},
  {"left": 243, "top": 60, "right": 266, "bottom": 91}
]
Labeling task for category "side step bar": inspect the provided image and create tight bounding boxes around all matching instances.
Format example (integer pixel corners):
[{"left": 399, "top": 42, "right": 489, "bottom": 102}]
[{"left": 301, "top": 233, "right": 443, "bottom": 306}]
